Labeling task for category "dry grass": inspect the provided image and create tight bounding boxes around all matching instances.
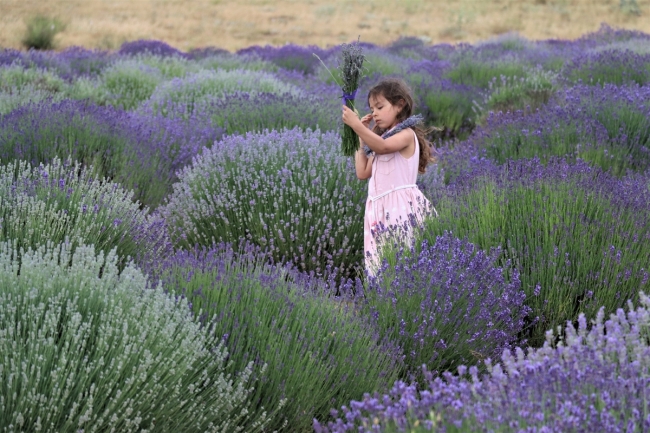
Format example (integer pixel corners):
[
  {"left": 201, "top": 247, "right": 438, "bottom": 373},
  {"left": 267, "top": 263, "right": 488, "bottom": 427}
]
[{"left": 1, "top": 0, "right": 649, "bottom": 51}]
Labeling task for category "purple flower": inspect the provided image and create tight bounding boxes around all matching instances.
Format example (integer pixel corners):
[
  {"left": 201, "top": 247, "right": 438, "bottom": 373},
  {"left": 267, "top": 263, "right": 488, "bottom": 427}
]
[
  {"left": 364, "top": 231, "right": 529, "bottom": 380},
  {"left": 317, "top": 292, "right": 650, "bottom": 432}
]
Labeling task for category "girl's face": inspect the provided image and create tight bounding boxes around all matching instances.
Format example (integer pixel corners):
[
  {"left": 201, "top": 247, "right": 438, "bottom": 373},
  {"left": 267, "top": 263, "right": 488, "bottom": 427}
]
[{"left": 368, "top": 94, "right": 402, "bottom": 130}]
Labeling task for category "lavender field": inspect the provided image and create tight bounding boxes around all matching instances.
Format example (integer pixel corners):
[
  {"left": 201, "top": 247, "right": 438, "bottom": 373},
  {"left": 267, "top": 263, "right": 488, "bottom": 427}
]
[{"left": 1, "top": 24, "right": 650, "bottom": 432}]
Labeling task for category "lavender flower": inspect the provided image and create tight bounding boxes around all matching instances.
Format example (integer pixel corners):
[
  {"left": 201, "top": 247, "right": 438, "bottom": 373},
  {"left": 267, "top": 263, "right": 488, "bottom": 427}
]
[
  {"left": 160, "top": 128, "right": 367, "bottom": 277},
  {"left": 0, "top": 99, "right": 221, "bottom": 206},
  {"left": 364, "top": 231, "right": 529, "bottom": 380},
  {"left": 419, "top": 157, "right": 650, "bottom": 345},
  {"left": 117, "top": 39, "right": 187, "bottom": 58},
  {"left": 0, "top": 241, "right": 271, "bottom": 432},
  {"left": 154, "top": 242, "right": 403, "bottom": 432},
  {"left": 0, "top": 158, "right": 168, "bottom": 269},
  {"left": 316, "top": 291, "right": 650, "bottom": 432}
]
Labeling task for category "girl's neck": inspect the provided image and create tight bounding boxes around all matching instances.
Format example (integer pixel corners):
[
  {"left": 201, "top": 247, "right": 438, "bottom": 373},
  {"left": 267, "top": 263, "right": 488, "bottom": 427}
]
[{"left": 385, "top": 120, "right": 399, "bottom": 131}]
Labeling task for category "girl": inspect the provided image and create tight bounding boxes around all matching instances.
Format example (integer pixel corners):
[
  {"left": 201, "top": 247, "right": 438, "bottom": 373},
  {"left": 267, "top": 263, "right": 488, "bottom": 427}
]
[{"left": 342, "top": 78, "right": 436, "bottom": 274}]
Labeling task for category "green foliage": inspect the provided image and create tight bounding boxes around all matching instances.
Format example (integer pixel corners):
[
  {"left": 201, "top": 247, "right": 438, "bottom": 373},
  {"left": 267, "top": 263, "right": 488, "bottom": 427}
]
[
  {"left": 205, "top": 92, "right": 339, "bottom": 136},
  {"left": 0, "top": 158, "right": 162, "bottom": 268},
  {"left": 146, "top": 68, "right": 302, "bottom": 117},
  {"left": 160, "top": 245, "right": 402, "bottom": 432},
  {"left": 483, "top": 67, "right": 558, "bottom": 113},
  {"left": 198, "top": 53, "right": 280, "bottom": 73},
  {"left": 100, "top": 60, "right": 164, "bottom": 110},
  {"left": 423, "top": 90, "right": 477, "bottom": 138},
  {"left": 0, "top": 241, "right": 270, "bottom": 432},
  {"left": 421, "top": 172, "right": 650, "bottom": 345},
  {"left": 21, "top": 15, "right": 66, "bottom": 50},
  {"left": 446, "top": 58, "right": 528, "bottom": 89},
  {"left": 0, "top": 65, "right": 67, "bottom": 114}
]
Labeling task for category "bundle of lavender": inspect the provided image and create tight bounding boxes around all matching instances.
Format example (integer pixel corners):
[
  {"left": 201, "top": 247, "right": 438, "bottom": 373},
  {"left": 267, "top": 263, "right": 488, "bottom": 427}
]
[{"left": 315, "top": 38, "right": 366, "bottom": 157}]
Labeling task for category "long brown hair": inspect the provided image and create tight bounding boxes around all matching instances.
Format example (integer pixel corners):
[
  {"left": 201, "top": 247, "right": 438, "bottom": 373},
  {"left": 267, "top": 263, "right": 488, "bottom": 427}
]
[{"left": 367, "top": 78, "right": 435, "bottom": 174}]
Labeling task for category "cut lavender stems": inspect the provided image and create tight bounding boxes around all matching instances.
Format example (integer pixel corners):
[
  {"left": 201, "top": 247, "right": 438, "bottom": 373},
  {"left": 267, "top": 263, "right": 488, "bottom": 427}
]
[{"left": 321, "top": 38, "right": 365, "bottom": 156}]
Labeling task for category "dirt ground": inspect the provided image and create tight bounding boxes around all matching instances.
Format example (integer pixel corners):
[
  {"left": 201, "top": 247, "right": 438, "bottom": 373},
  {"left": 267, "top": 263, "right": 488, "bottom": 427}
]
[{"left": 1, "top": 0, "right": 650, "bottom": 52}]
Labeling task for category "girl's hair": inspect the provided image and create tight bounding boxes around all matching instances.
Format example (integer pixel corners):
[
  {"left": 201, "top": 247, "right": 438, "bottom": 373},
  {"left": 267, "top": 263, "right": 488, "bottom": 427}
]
[{"left": 367, "top": 78, "right": 435, "bottom": 174}]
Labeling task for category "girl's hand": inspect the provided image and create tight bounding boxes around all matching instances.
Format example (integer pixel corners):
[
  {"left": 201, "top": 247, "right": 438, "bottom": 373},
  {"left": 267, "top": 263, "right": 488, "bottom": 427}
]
[
  {"left": 342, "top": 105, "right": 362, "bottom": 128},
  {"left": 360, "top": 113, "right": 373, "bottom": 129}
]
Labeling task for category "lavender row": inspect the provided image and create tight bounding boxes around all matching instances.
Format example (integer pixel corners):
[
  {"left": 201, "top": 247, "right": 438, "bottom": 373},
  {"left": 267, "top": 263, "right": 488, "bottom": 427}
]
[
  {"left": 419, "top": 157, "right": 650, "bottom": 345},
  {"left": 466, "top": 83, "right": 650, "bottom": 176},
  {"left": 315, "top": 291, "right": 650, "bottom": 432}
]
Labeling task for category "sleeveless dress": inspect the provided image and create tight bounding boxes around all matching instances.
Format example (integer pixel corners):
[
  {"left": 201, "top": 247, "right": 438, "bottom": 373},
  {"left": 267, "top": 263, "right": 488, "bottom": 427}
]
[{"left": 363, "top": 129, "right": 437, "bottom": 274}]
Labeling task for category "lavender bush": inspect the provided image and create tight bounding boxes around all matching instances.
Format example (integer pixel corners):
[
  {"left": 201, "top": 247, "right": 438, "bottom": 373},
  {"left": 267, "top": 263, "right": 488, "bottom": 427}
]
[
  {"left": 0, "top": 47, "right": 113, "bottom": 81},
  {"left": 563, "top": 49, "right": 650, "bottom": 86},
  {"left": 0, "top": 158, "right": 167, "bottom": 268},
  {"left": 420, "top": 79, "right": 479, "bottom": 139},
  {"left": 364, "top": 231, "right": 528, "bottom": 380},
  {"left": 117, "top": 39, "right": 187, "bottom": 58},
  {"left": 187, "top": 91, "right": 339, "bottom": 136},
  {"left": 137, "top": 53, "right": 200, "bottom": 78},
  {"left": 470, "top": 83, "right": 650, "bottom": 176},
  {"left": 144, "top": 68, "right": 301, "bottom": 118},
  {"left": 0, "top": 65, "right": 66, "bottom": 114},
  {"left": 479, "top": 65, "right": 558, "bottom": 113},
  {"left": 93, "top": 59, "right": 164, "bottom": 110},
  {"left": 161, "top": 128, "right": 367, "bottom": 277},
  {"left": 445, "top": 57, "right": 528, "bottom": 89},
  {"left": 316, "top": 292, "right": 650, "bottom": 432},
  {"left": 237, "top": 43, "right": 329, "bottom": 75},
  {"left": 420, "top": 158, "right": 650, "bottom": 345},
  {"left": 0, "top": 241, "right": 272, "bottom": 432},
  {"left": 155, "top": 243, "right": 403, "bottom": 432},
  {"left": 590, "top": 37, "right": 650, "bottom": 55},
  {"left": 0, "top": 99, "right": 221, "bottom": 206},
  {"left": 197, "top": 52, "right": 280, "bottom": 73}
]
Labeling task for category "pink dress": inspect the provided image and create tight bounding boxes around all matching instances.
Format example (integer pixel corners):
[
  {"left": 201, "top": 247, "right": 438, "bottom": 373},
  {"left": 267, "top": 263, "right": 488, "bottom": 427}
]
[{"left": 363, "top": 129, "right": 436, "bottom": 274}]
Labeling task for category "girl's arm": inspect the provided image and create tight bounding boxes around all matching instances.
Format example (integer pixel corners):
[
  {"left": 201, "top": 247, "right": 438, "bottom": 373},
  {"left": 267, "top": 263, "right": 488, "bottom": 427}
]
[
  {"left": 354, "top": 112, "right": 374, "bottom": 180},
  {"left": 342, "top": 106, "right": 412, "bottom": 155},
  {"left": 355, "top": 140, "right": 373, "bottom": 180}
]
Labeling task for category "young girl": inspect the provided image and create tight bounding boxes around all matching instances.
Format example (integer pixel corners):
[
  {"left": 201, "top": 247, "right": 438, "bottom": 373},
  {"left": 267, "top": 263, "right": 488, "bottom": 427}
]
[{"left": 342, "top": 78, "right": 436, "bottom": 274}]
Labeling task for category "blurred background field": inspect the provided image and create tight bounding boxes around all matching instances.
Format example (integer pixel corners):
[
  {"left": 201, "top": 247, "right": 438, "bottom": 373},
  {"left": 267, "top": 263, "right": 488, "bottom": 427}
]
[{"left": 1, "top": 0, "right": 650, "bottom": 51}]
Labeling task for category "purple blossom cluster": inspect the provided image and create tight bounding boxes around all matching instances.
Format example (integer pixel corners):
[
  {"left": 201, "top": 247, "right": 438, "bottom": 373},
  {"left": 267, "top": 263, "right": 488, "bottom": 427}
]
[
  {"left": 315, "top": 291, "right": 650, "bottom": 432},
  {"left": 117, "top": 39, "right": 188, "bottom": 58},
  {"left": 563, "top": 49, "right": 650, "bottom": 86},
  {"left": 466, "top": 82, "right": 650, "bottom": 175},
  {"left": 420, "top": 156, "right": 650, "bottom": 345},
  {"left": 0, "top": 99, "right": 221, "bottom": 206},
  {"left": 360, "top": 231, "right": 529, "bottom": 379},
  {"left": 237, "top": 43, "right": 332, "bottom": 75}
]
